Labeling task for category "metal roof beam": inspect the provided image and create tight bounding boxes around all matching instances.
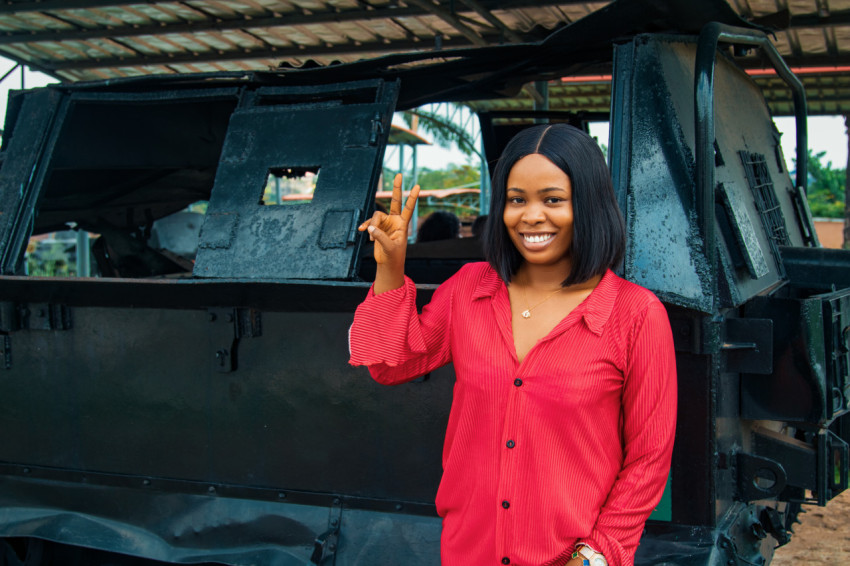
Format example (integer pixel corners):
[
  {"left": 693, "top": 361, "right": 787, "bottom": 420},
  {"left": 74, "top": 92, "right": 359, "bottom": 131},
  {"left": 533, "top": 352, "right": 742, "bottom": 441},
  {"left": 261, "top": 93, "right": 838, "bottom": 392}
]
[
  {"left": 0, "top": 0, "right": 593, "bottom": 16},
  {"left": 23, "top": 34, "right": 503, "bottom": 72},
  {"left": 739, "top": 53, "right": 850, "bottom": 69},
  {"left": 0, "top": 0, "right": 566, "bottom": 45},
  {"left": 0, "top": 6, "right": 425, "bottom": 44},
  {"left": 789, "top": 9, "right": 850, "bottom": 28},
  {"left": 403, "top": 0, "right": 488, "bottom": 46},
  {"left": 457, "top": 0, "right": 524, "bottom": 43}
]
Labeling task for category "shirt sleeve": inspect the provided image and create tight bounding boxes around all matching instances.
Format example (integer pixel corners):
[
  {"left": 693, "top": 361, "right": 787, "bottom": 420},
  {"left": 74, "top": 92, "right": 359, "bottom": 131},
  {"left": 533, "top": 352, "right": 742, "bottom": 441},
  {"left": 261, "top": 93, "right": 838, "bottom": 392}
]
[
  {"left": 348, "top": 274, "right": 454, "bottom": 385},
  {"left": 579, "top": 300, "right": 678, "bottom": 566}
]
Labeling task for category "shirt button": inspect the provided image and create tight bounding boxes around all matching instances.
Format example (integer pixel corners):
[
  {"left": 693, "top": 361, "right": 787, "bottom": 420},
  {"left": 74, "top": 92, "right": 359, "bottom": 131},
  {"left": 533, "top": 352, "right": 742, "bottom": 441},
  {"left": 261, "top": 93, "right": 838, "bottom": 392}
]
[
  {"left": 513, "top": 378, "right": 523, "bottom": 387},
  {"left": 506, "top": 440, "right": 515, "bottom": 449},
  {"left": 502, "top": 558, "right": 510, "bottom": 565},
  {"left": 502, "top": 500, "right": 510, "bottom": 509}
]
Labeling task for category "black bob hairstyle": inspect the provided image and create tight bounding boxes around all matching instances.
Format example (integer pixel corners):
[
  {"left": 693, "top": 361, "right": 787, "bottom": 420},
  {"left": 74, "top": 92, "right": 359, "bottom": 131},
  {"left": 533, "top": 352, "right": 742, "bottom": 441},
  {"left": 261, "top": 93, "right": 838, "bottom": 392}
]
[{"left": 483, "top": 123, "right": 625, "bottom": 287}]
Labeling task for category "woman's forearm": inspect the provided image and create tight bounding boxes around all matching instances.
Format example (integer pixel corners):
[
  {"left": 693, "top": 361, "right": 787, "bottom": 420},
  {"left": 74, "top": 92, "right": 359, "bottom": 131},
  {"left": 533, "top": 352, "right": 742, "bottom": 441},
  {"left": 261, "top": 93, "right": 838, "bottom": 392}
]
[{"left": 373, "top": 261, "right": 405, "bottom": 295}]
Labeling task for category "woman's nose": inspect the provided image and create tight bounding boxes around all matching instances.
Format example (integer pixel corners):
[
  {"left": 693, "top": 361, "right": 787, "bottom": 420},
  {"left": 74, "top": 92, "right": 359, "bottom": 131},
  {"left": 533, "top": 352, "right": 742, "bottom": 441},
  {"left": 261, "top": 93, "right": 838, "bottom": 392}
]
[{"left": 522, "top": 204, "right": 545, "bottom": 224}]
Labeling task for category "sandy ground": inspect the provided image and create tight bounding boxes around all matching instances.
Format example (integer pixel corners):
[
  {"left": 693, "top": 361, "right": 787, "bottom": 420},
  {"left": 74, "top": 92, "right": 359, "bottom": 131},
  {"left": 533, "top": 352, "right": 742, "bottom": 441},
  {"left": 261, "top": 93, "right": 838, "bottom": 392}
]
[{"left": 771, "top": 489, "right": 850, "bottom": 564}]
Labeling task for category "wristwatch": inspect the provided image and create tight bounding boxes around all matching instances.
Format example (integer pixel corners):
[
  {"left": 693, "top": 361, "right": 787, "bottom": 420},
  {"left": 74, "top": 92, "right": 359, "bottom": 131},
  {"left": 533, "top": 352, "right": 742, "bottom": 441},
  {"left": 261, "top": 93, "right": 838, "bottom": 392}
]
[{"left": 575, "top": 545, "right": 608, "bottom": 566}]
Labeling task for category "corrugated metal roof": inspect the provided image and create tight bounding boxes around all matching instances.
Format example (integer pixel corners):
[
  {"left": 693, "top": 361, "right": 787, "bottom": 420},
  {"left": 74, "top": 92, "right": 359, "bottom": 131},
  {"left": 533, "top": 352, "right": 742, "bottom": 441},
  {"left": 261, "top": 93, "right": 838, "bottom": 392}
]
[{"left": 1, "top": 0, "right": 850, "bottom": 113}]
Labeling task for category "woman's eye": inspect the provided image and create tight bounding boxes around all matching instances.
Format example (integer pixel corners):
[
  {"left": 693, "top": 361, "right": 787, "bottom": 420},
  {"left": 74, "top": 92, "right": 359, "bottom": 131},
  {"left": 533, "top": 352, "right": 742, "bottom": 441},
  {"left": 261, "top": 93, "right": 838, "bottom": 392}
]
[
  {"left": 508, "top": 197, "right": 524, "bottom": 204},
  {"left": 545, "top": 197, "right": 564, "bottom": 204}
]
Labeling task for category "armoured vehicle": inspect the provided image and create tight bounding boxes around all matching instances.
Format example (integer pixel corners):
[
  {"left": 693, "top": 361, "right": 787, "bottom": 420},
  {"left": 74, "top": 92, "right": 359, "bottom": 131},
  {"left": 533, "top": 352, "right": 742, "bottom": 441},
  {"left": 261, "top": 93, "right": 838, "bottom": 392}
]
[{"left": 1, "top": 0, "right": 849, "bottom": 564}]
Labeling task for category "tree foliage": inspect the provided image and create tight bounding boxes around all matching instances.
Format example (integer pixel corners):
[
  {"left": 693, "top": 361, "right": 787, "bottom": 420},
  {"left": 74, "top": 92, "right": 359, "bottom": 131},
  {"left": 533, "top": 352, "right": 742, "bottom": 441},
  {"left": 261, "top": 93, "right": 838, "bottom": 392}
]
[
  {"left": 798, "top": 148, "right": 846, "bottom": 218},
  {"left": 381, "top": 164, "right": 480, "bottom": 192},
  {"left": 380, "top": 164, "right": 482, "bottom": 218}
]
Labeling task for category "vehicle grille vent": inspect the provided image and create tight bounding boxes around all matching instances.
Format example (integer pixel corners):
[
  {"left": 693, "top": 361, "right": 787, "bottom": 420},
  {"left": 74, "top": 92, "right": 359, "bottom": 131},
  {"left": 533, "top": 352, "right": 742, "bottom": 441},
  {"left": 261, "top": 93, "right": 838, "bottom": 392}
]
[{"left": 738, "top": 150, "right": 788, "bottom": 277}]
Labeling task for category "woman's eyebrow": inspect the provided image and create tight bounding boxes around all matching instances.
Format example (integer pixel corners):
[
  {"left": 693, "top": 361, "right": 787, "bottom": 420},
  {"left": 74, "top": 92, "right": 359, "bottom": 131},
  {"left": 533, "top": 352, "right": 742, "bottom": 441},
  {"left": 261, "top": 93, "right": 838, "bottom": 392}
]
[{"left": 506, "top": 187, "right": 525, "bottom": 193}]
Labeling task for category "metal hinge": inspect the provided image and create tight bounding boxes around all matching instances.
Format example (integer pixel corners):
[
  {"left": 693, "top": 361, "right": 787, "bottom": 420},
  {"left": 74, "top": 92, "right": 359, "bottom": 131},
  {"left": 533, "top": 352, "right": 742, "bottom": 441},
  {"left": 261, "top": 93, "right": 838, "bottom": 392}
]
[
  {"left": 21, "top": 303, "right": 72, "bottom": 331},
  {"left": 722, "top": 318, "right": 773, "bottom": 374},
  {"left": 0, "top": 302, "right": 72, "bottom": 332},
  {"left": 311, "top": 498, "right": 342, "bottom": 564},
  {"left": 208, "top": 307, "right": 261, "bottom": 373},
  {"left": 369, "top": 112, "right": 384, "bottom": 145}
]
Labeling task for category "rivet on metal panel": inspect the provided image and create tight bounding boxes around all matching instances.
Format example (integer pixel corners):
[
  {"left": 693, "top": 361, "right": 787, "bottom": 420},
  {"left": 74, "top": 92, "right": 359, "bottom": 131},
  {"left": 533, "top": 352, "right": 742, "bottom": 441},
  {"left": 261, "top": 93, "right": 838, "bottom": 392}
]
[{"left": 215, "top": 349, "right": 229, "bottom": 368}]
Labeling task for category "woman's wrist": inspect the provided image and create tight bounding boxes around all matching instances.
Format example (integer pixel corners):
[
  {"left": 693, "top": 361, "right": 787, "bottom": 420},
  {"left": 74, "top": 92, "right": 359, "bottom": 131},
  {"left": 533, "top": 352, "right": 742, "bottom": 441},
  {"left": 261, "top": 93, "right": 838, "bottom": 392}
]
[
  {"left": 573, "top": 544, "right": 608, "bottom": 566},
  {"left": 373, "top": 263, "right": 405, "bottom": 295}
]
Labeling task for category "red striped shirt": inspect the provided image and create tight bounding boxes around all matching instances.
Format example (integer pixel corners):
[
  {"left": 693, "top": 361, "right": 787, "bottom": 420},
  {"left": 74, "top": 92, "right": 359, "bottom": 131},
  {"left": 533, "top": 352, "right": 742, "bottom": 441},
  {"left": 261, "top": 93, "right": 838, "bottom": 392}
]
[{"left": 349, "top": 263, "right": 677, "bottom": 566}]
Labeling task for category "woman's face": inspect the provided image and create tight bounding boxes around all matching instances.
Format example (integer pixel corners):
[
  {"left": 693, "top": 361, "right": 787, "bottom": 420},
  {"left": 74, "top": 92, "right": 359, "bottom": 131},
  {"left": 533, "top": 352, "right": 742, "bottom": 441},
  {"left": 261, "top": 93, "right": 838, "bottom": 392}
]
[{"left": 503, "top": 153, "right": 574, "bottom": 268}]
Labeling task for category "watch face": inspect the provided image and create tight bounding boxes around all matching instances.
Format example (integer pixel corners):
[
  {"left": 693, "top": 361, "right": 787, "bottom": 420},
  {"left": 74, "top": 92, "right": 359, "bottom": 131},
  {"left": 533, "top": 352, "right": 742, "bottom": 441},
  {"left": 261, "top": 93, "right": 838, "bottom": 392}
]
[{"left": 577, "top": 546, "right": 607, "bottom": 566}]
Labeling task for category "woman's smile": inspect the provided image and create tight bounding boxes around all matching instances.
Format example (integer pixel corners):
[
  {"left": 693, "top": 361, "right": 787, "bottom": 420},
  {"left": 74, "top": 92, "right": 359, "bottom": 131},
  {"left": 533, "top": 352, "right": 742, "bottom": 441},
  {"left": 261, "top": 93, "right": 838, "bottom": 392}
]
[{"left": 523, "top": 232, "right": 555, "bottom": 244}]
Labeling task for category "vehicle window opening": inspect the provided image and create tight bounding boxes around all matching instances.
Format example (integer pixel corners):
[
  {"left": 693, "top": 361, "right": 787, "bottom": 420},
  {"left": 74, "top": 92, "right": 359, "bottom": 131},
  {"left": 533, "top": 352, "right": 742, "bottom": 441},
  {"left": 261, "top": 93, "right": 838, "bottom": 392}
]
[
  {"left": 260, "top": 167, "right": 320, "bottom": 205},
  {"left": 24, "top": 201, "right": 208, "bottom": 279}
]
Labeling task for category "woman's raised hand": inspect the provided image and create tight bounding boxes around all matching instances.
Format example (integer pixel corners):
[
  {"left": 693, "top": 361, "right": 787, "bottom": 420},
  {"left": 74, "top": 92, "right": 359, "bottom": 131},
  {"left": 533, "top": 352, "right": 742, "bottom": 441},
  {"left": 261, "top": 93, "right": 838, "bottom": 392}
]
[
  {"left": 359, "top": 173, "right": 420, "bottom": 266},
  {"left": 358, "top": 173, "right": 420, "bottom": 294}
]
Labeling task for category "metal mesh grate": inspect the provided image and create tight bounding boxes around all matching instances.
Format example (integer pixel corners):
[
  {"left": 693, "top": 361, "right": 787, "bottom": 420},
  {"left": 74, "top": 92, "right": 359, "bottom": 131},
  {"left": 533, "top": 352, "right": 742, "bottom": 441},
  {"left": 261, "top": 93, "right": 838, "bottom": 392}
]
[{"left": 738, "top": 150, "right": 788, "bottom": 275}]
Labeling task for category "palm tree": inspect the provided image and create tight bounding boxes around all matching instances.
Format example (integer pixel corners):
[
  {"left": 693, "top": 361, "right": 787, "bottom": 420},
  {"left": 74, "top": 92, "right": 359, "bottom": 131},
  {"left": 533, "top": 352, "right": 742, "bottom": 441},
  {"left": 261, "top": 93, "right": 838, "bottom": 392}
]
[{"left": 400, "top": 103, "right": 481, "bottom": 159}]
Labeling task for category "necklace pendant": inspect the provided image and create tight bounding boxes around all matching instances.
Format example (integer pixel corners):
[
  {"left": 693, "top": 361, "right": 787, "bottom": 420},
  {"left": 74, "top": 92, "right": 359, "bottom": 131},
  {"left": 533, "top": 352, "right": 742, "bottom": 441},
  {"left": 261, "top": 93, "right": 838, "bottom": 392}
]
[{"left": 521, "top": 310, "right": 531, "bottom": 319}]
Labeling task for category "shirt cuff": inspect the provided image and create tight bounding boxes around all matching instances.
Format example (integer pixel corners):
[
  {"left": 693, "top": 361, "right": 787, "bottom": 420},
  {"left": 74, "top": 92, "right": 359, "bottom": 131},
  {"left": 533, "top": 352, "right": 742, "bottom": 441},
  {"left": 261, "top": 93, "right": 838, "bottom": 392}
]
[{"left": 349, "top": 276, "right": 427, "bottom": 367}]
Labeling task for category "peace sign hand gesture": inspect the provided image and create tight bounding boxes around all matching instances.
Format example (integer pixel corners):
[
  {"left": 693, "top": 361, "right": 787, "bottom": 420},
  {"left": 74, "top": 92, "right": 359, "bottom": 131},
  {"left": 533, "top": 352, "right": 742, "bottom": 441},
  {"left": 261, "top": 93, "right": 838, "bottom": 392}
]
[{"left": 358, "top": 173, "right": 420, "bottom": 294}]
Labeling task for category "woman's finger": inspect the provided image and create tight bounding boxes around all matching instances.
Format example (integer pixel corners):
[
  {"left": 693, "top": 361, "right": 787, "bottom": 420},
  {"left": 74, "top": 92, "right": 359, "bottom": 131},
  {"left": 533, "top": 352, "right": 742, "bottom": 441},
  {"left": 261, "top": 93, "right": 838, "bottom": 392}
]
[
  {"left": 389, "top": 173, "right": 403, "bottom": 216},
  {"left": 359, "top": 210, "right": 387, "bottom": 231},
  {"left": 367, "top": 225, "right": 394, "bottom": 252},
  {"left": 400, "top": 184, "right": 420, "bottom": 224}
]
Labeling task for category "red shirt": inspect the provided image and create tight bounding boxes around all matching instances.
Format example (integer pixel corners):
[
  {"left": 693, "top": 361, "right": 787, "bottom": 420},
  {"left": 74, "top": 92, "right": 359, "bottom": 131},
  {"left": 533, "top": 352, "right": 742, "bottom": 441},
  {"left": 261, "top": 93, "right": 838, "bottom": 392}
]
[{"left": 349, "top": 263, "right": 676, "bottom": 566}]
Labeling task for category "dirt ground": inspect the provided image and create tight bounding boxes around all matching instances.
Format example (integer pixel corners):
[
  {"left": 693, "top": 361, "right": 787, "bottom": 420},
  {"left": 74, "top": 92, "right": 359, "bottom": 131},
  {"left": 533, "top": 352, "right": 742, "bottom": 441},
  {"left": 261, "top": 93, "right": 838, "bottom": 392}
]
[{"left": 771, "top": 489, "right": 850, "bottom": 564}]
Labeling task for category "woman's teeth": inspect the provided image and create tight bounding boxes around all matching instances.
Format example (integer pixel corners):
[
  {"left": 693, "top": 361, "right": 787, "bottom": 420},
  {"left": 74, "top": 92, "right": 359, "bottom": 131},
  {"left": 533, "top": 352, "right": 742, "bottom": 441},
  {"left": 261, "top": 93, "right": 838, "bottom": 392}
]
[{"left": 524, "top": 233, "right": 553, "bottom": 244}]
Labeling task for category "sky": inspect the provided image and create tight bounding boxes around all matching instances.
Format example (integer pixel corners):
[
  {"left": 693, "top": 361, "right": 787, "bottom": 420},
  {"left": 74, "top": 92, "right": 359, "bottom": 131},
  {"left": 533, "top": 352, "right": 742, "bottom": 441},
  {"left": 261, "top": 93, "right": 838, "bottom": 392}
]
[{"left": 3, "top": 57, "right": 848, "bottom": 174}]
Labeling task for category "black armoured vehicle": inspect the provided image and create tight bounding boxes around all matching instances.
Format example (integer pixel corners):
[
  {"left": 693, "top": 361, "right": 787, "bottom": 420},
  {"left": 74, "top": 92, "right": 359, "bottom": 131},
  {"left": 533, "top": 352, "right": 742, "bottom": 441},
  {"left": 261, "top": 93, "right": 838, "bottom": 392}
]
[{"left": 0, "top": 0, "right": 848, "bottom": 564}]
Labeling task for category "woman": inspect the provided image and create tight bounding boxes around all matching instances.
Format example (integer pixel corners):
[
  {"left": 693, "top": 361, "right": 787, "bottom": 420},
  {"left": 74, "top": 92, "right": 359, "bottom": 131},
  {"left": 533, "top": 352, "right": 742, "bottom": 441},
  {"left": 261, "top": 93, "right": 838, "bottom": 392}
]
[{"left": 349, "top": 124, "right": 676, "bottom": 566}]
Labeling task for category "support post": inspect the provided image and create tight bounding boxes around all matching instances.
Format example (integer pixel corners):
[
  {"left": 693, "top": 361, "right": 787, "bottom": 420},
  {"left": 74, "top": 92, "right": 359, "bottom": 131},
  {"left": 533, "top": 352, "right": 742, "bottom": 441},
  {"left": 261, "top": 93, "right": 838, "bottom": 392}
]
[
  {"left": 76, "top": 230, "right": 90, "bottom": 277},
  {"left": 410, "top": 143, "right": 419, "bottom": 242},
  {"left": 533, "top": 80, "right": 549, "bottom": 123},
  {"left": 479, "top": 135, "right": 490, "bottom": 216},
  {"left": 845, "top": 115, "right": 850, "bottom": 249}
]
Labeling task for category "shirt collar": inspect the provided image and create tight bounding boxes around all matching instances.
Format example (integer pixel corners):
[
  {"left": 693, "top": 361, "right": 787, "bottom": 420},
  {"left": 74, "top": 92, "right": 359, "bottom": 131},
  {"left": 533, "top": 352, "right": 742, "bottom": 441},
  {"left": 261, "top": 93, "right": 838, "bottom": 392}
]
[
  {"left": 472, "top": 264, "right": 505, "bottom": 300},
  {"left": 578, "top": 269, "right": 619, "bottom": 336},
  {"left": 472, "top": 265, "right": 620, "bottom": 336}
]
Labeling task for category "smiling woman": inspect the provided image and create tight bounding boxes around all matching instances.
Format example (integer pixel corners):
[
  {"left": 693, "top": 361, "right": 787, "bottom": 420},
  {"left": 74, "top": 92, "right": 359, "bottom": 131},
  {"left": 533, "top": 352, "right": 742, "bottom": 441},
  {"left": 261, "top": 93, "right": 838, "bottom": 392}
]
[
  {"left": 349, "top": 123, "right": 677, "bottom": 566},
  {"left": 484, "top": 124, "right": 625, "bottom": 288}
]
